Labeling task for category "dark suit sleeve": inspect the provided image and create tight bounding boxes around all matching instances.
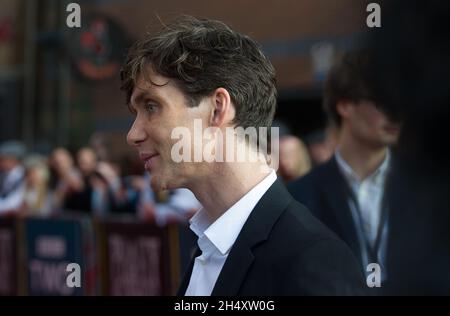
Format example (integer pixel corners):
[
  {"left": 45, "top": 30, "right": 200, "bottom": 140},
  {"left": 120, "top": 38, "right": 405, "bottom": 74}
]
[{"left": 281, "top": 238, "right": 367, "bottom": 295}]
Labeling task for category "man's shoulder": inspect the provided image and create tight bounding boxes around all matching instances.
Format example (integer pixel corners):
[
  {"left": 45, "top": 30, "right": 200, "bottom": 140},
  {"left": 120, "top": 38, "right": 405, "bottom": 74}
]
[
  {"left": 238, "top": 183, "right": 366, "bottom": 295},
  {"left": 259, "top": 199, "right": 365, "bottom": 295}
]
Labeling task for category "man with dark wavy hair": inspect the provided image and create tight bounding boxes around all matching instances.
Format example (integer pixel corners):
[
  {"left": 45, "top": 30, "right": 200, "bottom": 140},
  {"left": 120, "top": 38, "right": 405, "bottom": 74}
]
[
  {"left": 122, "top": 16, "right": 365, "bottom": 296},
  {"left": 289, "top": 51, "right": 401, "bottom": 293}
]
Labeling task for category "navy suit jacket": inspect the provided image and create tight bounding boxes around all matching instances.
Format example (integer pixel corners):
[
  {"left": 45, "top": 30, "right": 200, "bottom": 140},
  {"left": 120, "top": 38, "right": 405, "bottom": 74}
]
[{"left": 288, "top": 157, "right": 365, "bottom": 268}]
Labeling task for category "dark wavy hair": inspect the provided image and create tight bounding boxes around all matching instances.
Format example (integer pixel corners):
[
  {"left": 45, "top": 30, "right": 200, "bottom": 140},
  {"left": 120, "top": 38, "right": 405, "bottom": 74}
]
[
  {"left": 120, "top": 16, "right": 277, "bottom": 131},
  {"left": 323, "top": 50, "right": 379, "bottom": 127}
]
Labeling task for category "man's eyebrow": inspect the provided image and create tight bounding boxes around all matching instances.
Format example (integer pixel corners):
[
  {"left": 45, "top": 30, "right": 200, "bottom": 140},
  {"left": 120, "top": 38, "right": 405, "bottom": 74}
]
[
  {"left": 128, "top": 90, "right": 162, "bottom": 113},
  {"left": 131, "top": 90, "right": 145, "bottom": 105},
  {"left": 132, "top": 89, "right": 161, "bottom": 104}
]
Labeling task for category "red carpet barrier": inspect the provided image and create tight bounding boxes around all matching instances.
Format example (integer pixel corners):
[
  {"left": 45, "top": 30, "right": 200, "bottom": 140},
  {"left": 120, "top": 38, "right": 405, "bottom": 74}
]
[
  {"left": 1, "top": 215, "right": 183, "bottom": 296},
  {"left": 23, "top": 216, "right": 96, "bottom": 296},
  {"left": 97, "top": 219, "right": 180, "bottom": 295},
  {"left": 0, "top": 217, "right": 17, "bottom": 296}
]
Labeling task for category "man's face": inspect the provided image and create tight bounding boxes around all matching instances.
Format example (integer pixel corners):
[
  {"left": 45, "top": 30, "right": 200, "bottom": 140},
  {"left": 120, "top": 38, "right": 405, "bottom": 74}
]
[
  {"left": 126, "top": 70, "right": 210, "bottom": 191},
  {"left": 344, "top": 100, "right": 400, "bottom": 148}
]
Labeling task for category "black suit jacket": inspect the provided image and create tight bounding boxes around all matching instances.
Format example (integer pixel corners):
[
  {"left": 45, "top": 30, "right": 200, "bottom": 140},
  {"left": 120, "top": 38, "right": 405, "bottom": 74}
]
[{"left": 177, "top": 178, "right": 366, "bottom": 296}]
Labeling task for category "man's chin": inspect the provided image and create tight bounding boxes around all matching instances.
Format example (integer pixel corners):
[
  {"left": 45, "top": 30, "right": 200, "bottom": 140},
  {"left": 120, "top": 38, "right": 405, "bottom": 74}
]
[
  {"left": 150, "top": 173, "right": 179, "bottom": 192},
  {"left": 383, "top": 136, "right": 399, "bottom": 146}
]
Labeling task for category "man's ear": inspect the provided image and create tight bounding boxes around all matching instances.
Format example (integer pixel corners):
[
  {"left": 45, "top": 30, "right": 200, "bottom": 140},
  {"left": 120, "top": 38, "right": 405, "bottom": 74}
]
[
  {"left": 210, "top": 88, "right": 234, "bottom": 127},
  {"left": 336, "top": 100, "right": 353, "bottom": 119}
]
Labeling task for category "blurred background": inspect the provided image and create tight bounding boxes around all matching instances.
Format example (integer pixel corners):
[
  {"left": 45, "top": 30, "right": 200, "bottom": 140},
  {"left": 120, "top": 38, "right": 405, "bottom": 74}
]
[{"left": 0, "top": 0, "right": 367, "bottom": 154}]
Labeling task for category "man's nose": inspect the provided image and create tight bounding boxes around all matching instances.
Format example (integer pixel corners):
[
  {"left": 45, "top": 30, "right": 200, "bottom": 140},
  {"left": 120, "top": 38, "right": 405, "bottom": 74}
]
[{"left": 127, "top": 118, "right": 146, "bottom": 147}]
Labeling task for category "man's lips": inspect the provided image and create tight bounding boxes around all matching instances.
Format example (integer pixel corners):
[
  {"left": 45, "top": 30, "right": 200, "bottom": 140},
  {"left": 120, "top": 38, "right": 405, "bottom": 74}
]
[
  {"left": 384, "top": 125, "right": 400, "bottom": 134},
  {"left": 140, "top": 153, "right": 159, "bottom": 169}
]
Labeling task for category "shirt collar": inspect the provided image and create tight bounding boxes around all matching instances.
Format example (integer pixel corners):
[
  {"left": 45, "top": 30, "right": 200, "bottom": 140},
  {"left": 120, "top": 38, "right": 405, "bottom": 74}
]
[
  {"left": 189, "top": 169, "right": 277, "bottom": 256},
  {"left": 335, "top": 149, "right": 391, "bottom": 187},
  {"left": 189, "top": 207, "right": 212, "bottom": 238}
]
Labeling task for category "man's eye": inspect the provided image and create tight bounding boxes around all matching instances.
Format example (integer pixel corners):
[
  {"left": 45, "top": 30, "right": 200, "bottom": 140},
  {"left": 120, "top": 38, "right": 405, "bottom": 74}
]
[{"left": 145, "top": 103, "right": 158, "bottom": 113}]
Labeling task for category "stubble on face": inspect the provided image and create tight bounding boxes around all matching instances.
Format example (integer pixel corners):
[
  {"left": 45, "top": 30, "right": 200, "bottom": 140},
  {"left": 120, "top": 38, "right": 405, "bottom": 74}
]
[{"left": 129, "top": 70, "right": 212, "bottom": 192}]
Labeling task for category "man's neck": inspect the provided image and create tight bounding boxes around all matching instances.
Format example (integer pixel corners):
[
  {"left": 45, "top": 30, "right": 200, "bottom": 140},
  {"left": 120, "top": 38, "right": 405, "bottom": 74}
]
[
  {"left": 338, "top": 133, "right": 388, "bottom": 181},
  {"left": 188, "top": 162, "right": 271, "bottom": 223}
]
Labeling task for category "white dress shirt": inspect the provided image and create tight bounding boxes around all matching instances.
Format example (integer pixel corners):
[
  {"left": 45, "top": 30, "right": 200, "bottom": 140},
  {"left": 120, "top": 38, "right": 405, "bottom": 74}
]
[
  {"left": 335, "top": 150, "right": 391, "bottom": 276},
  {"left": 335, "top": 150, "right": 390, "bottom": 245},
  {"left": 185, "top": 169, "right": 277, "bottom": 296}
]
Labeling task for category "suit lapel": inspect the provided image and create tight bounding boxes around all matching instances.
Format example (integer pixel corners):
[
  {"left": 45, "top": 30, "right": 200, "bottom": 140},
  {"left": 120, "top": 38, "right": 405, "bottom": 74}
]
[
  {"left": 321, "top": 157, "right": 362, "bottom": 260},
  {"left": 211, "top": 178, "right": 291, "bottom": 295}
]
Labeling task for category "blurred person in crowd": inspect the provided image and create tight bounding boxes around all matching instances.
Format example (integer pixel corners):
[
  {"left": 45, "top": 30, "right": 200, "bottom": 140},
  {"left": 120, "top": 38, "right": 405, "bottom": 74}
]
[
  {"left": 54, "top": 146, "right": 116, "bottom": 216},
  {"left": 88, "top": 168, "right": 111, "bottom": 217},
  {"left": 69, "top": 147, "right": 100, "bottom": 213},
  {"left": 23, "top": 154, "right": 52, "bottom": 216},
  {"left": 95, "top": 160, "right": 139, "bottom": 215},
  {"left": 289, "top": 50, "right": 401, "bottom": 288},
  {"left": 89, "top": 133, "right": 111, "bottom": 162},
  {"left": 277, "top": 135, "right": 311, "bottom": 183},
  {"left": 0, "top": 141, "right": 27, "bottom": 215},
  {"left": 69, "top": 147, "right": 126, "bottom": 216},
  {"left": 77, "top": 147, "right": 98, "bottom": 177},
  {"left": 367, "top": 0, "right": 450, "bottom": 295},
  {"left": 122, "top": 16, "right": 365, "bottom": 295},
  {"left": 112, "top": 172, "right": 144, "bottom": 215},
  {"left": 48, "top": 147, "right": 84, "bottom": 212},
  {"left": 304, "top": 126, "right": 337, "bottom": 166},
  {"left": 138, "top": 172, "right": 201, "bottom": 226}
]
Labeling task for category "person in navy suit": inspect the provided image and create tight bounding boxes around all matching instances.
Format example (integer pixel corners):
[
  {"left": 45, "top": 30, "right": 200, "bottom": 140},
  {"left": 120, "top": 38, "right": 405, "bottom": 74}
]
[{"left": 289, "top": 51, "right": 401, "bottom": 290}]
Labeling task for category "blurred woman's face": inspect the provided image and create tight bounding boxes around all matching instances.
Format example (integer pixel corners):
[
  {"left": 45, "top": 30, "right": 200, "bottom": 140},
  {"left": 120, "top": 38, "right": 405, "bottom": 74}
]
[
  {"left": 50, "top": 148, "right": 73, "bottom": 173},
  {"left": 26, "top": 167, "right": 46, "bottom": 187},
  {"left": 77, "top": 149, "right": 97, "bottom": 175}
]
